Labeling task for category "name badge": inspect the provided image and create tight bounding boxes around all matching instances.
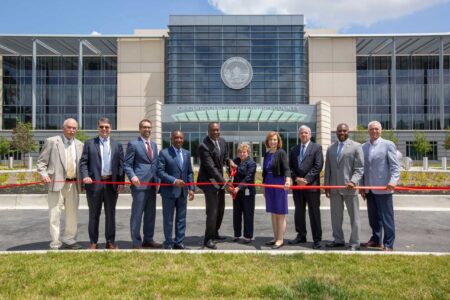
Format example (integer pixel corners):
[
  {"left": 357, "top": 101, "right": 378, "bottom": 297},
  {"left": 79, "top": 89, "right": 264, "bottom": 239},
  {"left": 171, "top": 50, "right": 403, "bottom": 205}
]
[{"left": 245, "top": 189, "right": 250, "bottom": 196}]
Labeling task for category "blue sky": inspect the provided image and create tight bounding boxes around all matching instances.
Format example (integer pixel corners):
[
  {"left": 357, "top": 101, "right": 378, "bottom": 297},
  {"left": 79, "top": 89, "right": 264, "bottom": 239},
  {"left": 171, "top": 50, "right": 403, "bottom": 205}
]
[{"left": 0, "top": 0, "right": 449, "bottom": 35}]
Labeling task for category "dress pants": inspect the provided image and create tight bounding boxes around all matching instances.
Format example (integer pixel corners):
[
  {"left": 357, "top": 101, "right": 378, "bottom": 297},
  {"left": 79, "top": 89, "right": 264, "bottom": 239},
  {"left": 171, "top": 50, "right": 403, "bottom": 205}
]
[
  {"left": 366, "top": 192, "right": 395, "bottom": 248},
  {"left": 162, "top": 195, "right": 188, "bottom": 247},
  {"left": 130, "top": 187, "right": 157, "bottom": 246},
  {"left": 232, "top": 193, "right": 255, "bottom": 239},
  {"left": 203, "top": 188, "right": 225, "bottom": 243},
  {"left": 293, "top": 190, "right": 322, "bottom": 242},
  {"left": 86, "top": 184, "right": 118, "bottom": 244},
  {"left": 47, "top": 182, "right": 79, "bottom": 249},
  {"left": 330, "top": 193, "right": 360, "bottom": 246}
]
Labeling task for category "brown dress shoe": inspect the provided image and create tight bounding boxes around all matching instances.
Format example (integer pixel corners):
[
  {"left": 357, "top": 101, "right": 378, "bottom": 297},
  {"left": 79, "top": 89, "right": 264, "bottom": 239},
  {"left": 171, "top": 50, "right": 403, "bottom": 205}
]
[
  {"left": 106, "top": 242, "right": 118, "bottom": 250},
  {"left": 142, "top": 240, "right": 162, "bottom": 249},
  {"left": 88, "top": 243, "right": 98, "bottom": 250},
  {"left": 132, "top": 245, "right": 142, "bottom": 249},
  {"left": 360, "top": 241, "right": 383, "bottom": 249}
]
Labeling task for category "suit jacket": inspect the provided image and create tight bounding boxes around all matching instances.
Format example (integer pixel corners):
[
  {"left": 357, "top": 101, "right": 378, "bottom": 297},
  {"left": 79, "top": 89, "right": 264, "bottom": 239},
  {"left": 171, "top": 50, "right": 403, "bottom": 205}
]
[
  {"left": 324, "top": 138, "right": 364, "bottom": 196},
  {"left": 79, "top": 137, "right": 124, "bottom": 192},
  {"left": 262, "top": 148, "right": 290, "bottom": 182},
  {"left": 37, "top": 135, "right": 84, "bottom": 192},
  {"left": 233, "top": 156, "right": 257, "bottom": 197},
  {"left": 361, "top": 138, "right": 400, "bottom": 195},
  {"left": 124, "top": 138, "right": 159, "bottom": 190},
  {"left": 289, "top": 142, "right": 324, "bottom": 192},
  {"left": 197, "top": 136, "right": 230, "bottom": 190},
  {"left": 157, "top": 146, "right": 194, "bottom": 199}
]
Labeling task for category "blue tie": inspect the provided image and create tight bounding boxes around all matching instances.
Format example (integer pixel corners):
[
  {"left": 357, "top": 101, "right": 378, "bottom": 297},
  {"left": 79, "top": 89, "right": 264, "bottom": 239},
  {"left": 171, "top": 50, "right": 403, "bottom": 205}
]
[
  {"left": 337, "top": 142, "right": 344, "bottom": 161},
  {"left": 102, "top": 138, "right": 110, "bottom": 175},
  {"left": 177, "top": 149, "right": 183, "bottom": 169},
  {"left": 298, "top": 144, "right": 305, "bottom": 169}
]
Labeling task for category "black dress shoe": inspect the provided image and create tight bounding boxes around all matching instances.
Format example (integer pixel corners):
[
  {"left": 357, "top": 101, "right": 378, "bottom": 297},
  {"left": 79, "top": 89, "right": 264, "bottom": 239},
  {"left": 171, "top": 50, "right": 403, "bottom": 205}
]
[
  {"left": 349, "top": 245, "right": 360, "bottom": 251},
  {"left": 312, "top": 241, "right": 322, "bottom": 249},
  {"left": 173, "top": 243, "right": 189, "bottom": 250},
  {"left": 265, "top": 240, "right": 276, "bottom": 246},
  {"left": 325, "top": 241, "right": 345, "bottom": 248},
  {"left": 288, "top": 236, "right": 307, "bottom": 245},
  {"left": 163, "top": 244, "right": 173, "bottom": 249},
  {"left": 62, "top": 242, "right": 83, "bottom": 250},
  {"left": 272, "top": 242, "right": 284, "bottom": 249},
  {"left": 204, "top": 240, "right": 217, "bottom": 250},
  {"left": 214, "top": 235, "right": 227, "bottom": 241}
]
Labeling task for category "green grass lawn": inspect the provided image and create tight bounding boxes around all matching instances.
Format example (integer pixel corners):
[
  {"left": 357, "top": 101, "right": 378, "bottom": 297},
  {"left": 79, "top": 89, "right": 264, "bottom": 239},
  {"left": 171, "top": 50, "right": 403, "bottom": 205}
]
[{"left": 0, "top": 252, "right": 448, "bottom": 299}]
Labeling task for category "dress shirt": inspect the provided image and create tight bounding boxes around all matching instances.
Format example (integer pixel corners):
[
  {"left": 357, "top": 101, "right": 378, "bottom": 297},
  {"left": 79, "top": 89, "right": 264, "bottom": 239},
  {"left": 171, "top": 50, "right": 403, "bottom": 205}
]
[
  {"left": 62, "top": 135, "right": 76, "bottom": 178},
  {"left": 99, "top": 136, "right": 112, "bottom": 176}
]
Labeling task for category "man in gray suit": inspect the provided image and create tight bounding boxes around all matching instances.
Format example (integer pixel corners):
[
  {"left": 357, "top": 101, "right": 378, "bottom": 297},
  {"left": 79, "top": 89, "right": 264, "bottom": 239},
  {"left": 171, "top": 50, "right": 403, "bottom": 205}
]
[
  {"left": 37, "top": 118, "right": 84, "bottom": 250},
  {"left": 324, "top": 123, "right": 364, "bottom": 251},
  {"left": 360, "top": 121, "right": 400, "bottom": 251}
]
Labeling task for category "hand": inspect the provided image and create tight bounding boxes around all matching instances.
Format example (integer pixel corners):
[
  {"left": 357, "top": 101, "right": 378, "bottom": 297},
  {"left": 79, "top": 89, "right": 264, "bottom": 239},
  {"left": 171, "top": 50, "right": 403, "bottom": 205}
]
[
  {"left": 284, "top": 178, "right": 291, "bottom": 191},
  {"left": 188, "top": 190, "right": 195, "bottom": 201},
  {"left": 174, "top": 179, "right": 185, "bottom": 187},
  {"left": 83, "top": 177, "right": 93, "bottom": 184},
  {"left": 359, "top": 189, "right": 366, "bottom": 200},
  {"left": 225, "top": 185, "right": 234, "bottom": 193},
  {"left": 346, "top": 182, "right": 356, "bottom": 190},
  {"left": 325, "top": 190, "right": 330, "bottom": 198},
  {"left": 386, "top": 183, "right": 396, "bottom": 192},
  {"left": 41, "top": 175, "right": 51, "bottom": 183},
  {"left": 131, "top": 176, "right": 140, "bottom": 187},
  {"left": 233, "top": 187, "right": 240, "bottom": 195},
  {"left": 296, "top": 177, "right": 307, "bottom": 186},
  {"left": 117, "top": 185, "right": 124, "bottom": 193},
  {"left": 229, "top": 160, "right": 237, "bottom": 169}
]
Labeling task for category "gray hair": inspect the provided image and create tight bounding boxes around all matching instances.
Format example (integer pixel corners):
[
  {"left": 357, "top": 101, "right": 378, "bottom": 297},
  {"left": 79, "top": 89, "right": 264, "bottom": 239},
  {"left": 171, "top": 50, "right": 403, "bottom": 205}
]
[
  {"left": 368, "top": 120, "right": 382, "bottom": 130},
  {"left": 63, "top": 118, "right": 78, "bottom": 128},
  {"left": 298, "top": 125, "right": 311, "bottom": 134}
]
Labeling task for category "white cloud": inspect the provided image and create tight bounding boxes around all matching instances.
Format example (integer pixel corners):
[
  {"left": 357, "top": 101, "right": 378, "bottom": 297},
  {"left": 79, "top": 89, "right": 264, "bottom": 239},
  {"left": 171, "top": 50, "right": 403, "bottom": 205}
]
[
  {"left": 90, "top": 31, "right": 102, "bottom": 36},
  {"left": 208, "top": 0, "right": 449, "bottom": 31}
]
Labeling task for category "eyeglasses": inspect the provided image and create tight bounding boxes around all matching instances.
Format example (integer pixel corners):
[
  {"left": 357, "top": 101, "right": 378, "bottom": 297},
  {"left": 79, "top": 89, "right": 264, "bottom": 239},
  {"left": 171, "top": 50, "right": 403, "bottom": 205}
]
[
  {"left": 140, "top": 126, "right": 152, "bottom": 129},
  {"left": 99, "top": 126, "right": 110, "bottom": 129}
]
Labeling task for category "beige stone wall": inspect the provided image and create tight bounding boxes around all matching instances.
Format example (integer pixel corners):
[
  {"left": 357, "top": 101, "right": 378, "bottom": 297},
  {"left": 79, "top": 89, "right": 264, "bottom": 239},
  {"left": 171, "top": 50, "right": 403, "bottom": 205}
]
[
  {"left": 117, "top": 37, "right": 165, "bottom": 147},
  {"left": 315, "top": 101, "right": 331, "bottom": 153},
  {"left": 308, "top": 37, "right": 357, "bottom": 131}
]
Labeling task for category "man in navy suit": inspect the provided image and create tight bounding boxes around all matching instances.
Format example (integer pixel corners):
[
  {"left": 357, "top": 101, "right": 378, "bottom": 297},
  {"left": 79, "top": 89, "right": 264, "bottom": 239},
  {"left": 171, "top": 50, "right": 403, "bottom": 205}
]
[
  {"left": 360, "top": 121, "right": 400, "bottom": 251},
  {"left": 80, "top": 118, "right": 124, "bottom": 250},
  {"left": 288, "top": 125, "right": 324, "bottom": 249},
  {"left": 157, "top": 130, "right": 194, "bottom": 249},
  {"left": 124, "top": 119, "right": 162, "bottom": 249},
  {"left": 197, "top": 122, "right": 236, "bottom": 249}
]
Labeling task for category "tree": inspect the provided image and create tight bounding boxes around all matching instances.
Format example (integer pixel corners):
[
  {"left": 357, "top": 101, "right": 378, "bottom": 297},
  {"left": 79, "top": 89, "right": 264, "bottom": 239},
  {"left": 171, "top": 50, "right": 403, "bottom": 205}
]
[
  {"left": 412, "top": 132, "right": 432, "bottom": 160},
  {"left": 382, "top": 130, "right": 399, "bottom": 146},
  {"left": 75, "top": 129, "right": 91, "bottom": 143},
  {"left": 352, "top": 125, "right": 368, "bottom": 144},
  {"left": 0, "top": 137, "right": 11, "bottom": 165},
  {"left": 11, "top": 120, "right": 37, "bottom": 166}
]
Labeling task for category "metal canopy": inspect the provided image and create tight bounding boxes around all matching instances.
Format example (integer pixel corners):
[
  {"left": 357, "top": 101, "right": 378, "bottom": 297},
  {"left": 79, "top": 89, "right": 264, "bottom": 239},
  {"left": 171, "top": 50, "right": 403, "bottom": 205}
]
[
  {"left": 356, "top": 35, "right": 450, "bottom": 56},
  {"left": 171, "top": 109, "right": 308, "bottom": 122},
  {"left": 0, "top": 36, "right": 117, "bottom": 56}
]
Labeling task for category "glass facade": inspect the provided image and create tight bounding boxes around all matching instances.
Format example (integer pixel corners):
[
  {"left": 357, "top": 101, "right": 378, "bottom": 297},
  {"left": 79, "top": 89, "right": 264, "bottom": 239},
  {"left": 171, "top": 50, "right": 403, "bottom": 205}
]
[
  {"left": 2, "top": 56, "right": 117, "bottom": 129},
  {"left": 357, "top": 55, "right": 450, "bottom": 130},
  {"left": 166, "top": 25, "right": 305, "bottom": 104}
]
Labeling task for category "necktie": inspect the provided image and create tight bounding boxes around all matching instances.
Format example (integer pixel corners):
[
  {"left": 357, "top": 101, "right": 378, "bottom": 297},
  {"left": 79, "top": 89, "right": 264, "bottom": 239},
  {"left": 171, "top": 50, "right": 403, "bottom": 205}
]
[
  {"left": 66, "top": 140, "right": 75, "bottom": 178},
  {"left": 215, "top": 140, "right": 221, "bottom": 155},
  {"left": 177, "top": 149, "right": 183, "bottom": 169},
  {"left": 298, "top": 144, "right": 305, "bottom": 169},
  {"left": 102, "top": 138, "right": 110, "bottom": 175},
  {"left": 337, "top": 142, "right": 344, "bottom": 161},
  {"left": 145, "top": 141, "right": 153, "bottom": 160}
]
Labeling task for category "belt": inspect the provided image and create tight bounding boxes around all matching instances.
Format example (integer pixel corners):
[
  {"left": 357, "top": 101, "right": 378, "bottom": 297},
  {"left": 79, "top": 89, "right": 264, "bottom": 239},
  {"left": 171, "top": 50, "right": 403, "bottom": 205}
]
[
  {"left": 65, "top": 178, "right": 77, "bottom": 182},
  {"left": 100, "top": 175, "right": 113, "bottom": 180}
]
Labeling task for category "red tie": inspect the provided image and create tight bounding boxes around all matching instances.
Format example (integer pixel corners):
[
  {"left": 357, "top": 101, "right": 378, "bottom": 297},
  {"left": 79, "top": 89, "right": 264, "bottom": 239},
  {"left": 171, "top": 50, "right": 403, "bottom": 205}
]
[{"left": 145, "top": 141, "right": 153, "bottom": 160}]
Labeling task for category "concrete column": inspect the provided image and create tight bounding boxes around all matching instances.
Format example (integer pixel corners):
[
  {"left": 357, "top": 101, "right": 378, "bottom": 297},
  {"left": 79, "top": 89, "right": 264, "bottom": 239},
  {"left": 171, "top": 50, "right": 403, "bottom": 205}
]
[
  {"left": 390, "top": 38, "right": 397, "bottom": 130},
  {"left": 316, "top": 100, "right": 332, "bottom": 154},
  {"left": 439, "top": 37, "right": 444, "bottom": 130},
  {"left": 78, "top": 40, "right": 83, "bottom": 128},
  {"left": 32, "top": 39, "right": 37, "bottom": 129},
  {"left": 146, "top": 100, "right": 162, "bottom": 151},
  {"left": 0, "top": 55, "right": 3, "bottom": 129}
]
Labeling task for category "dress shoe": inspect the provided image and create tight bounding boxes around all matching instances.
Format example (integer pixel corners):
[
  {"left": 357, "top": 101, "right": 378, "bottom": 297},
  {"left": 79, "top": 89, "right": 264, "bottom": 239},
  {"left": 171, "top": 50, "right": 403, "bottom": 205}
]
[
  {"left": 106, "top": 242, "right": 118, "bottom": 250},
  {"left": 265, "top": 240, "right": 276, "bottom": 246},
  {"left": 272, "top": 242, "right": 284, "bottom": 249},
  {"left": 349, "top": 245, "right": 360, "bottom": 251},
  {"left": 288, "top": 236, "right": 307, "bottom": 245},
  {"left": 204, "top": 240, "right": 217, "bottom": 250},
  {"left": 241, "top": 238, "right": 252, "bottom": 244},
  {"left": 163, "top": 244, "right": 173, "bottom": 250},
  {"left": 62, "top": 242, "right": 83, "bottom": 250},
  {"left": 132, "top": 245, "right": 142, "bottom": 249},
  {"left": 325, "top": 241, "right": 345, "bottom": 248},
  {"left": 312, "top": 241, "right": 322, "bottom": 249},
  {"left": 232, "top": 237, "right": 240, "bottom": 242},
  {"left": 88, "top": 243, "right": 98, "bottom": 250},
  {"left": 173, "top": 243, "right": 189, "bottom": 250},
  {"left": 383, "top": 247, "right": 393, "bottom": 252},
  {"left": 142, "top": 240, "right": 162, "bottom": 249},
  {"left": 214, "top": 234, "right": 227, "bottom": 241},
  {"left": 360, "top": 240, "right": 383, "bottom": 249}
]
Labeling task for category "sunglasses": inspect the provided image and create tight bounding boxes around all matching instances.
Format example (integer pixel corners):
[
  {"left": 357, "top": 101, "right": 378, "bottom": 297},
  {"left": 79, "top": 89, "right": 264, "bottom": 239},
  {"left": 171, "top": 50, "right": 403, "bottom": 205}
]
[{"left": 99, "top": 125, "right": 110, "bottom": 129}]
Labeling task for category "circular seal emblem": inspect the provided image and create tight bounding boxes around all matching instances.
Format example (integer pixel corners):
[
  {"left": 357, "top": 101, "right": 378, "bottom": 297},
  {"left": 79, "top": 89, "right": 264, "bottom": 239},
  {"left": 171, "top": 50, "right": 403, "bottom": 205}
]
[{"left": 221, "top": 57, "right": 253, "bottom": 90}]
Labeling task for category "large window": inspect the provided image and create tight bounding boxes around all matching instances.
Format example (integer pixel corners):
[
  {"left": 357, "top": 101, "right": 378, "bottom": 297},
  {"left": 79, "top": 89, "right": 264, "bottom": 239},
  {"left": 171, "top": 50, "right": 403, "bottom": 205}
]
[
  {"left": 2, "top": 56, "right": 117, "bottom": 129},
  {"left": 166, "top": 25, "right": 305, "bottom": 105},
  {"left": 406, "top": 141, "right": 438, "bottom": 160}
]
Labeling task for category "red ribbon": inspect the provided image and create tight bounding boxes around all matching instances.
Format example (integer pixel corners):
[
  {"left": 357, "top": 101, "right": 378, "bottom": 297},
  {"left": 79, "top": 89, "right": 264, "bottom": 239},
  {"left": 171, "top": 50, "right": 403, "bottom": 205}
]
[{"left": 0, "top": 180, "right": 448, "bottom": 191}]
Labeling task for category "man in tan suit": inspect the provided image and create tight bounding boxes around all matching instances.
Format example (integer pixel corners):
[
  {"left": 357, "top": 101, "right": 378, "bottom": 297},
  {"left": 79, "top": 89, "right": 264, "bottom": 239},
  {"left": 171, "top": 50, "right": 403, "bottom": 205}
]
[{"left": 37, "top": 118, "right": 84, "bottom": 250}]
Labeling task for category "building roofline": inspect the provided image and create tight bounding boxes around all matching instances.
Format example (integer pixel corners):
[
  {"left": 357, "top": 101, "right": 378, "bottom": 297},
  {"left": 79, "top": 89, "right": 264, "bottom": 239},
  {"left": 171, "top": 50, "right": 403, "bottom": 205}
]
[{"left": 308, "top": 32, "right": 450, "bottom": 38}]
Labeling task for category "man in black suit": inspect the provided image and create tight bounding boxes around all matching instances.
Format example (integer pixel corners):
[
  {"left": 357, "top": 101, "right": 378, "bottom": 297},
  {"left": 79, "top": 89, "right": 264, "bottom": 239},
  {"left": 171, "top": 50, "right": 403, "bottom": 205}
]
[
  {"left": 197, "top": 122, "right": 236, "bottom": 249},
  {"left": 289, "top": 125, "right": 324, "bottom": 249},
  {"left": 80, "top": 117, "right": 124, "bottom": 250}
]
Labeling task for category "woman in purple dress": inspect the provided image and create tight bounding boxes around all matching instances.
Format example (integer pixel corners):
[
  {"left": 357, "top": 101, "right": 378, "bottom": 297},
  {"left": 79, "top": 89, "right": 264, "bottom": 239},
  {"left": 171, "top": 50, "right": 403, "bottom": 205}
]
[{"left": 262, "top": 131, "right": 291, "bottom": 249}]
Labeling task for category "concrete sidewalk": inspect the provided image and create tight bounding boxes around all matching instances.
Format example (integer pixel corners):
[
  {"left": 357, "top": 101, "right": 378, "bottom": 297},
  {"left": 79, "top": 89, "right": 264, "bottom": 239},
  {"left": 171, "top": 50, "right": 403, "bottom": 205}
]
[{"left": 0, "top": 193, "right": 449, "bottom": 210}]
